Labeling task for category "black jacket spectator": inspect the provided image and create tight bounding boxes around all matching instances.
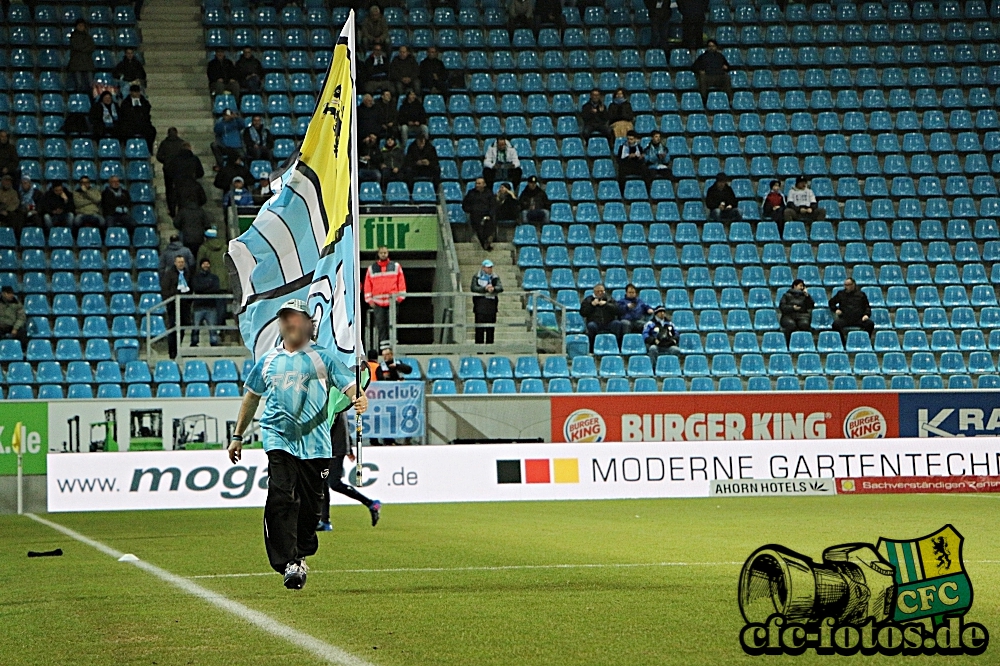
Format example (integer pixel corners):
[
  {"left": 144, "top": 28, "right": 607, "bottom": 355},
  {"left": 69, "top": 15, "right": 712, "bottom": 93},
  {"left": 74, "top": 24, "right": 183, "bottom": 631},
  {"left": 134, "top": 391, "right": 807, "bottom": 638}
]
[
  {"left": 389, "top": 47, "right": 421, "bottom": 95},
  {"left": 156, "top": 130, "right": 184, "bottom": 168},
  {"left": 191, "top": 266, "right": 222, "bottom": 306},
  {"left": 418, "top": 48, "right": 450, "bottom": 96},
  {"left": 403, "top": 137, "right": 439, "bottom": 185},
  {"left": 214, "top": 158, "right": 252, "bottom": 193},
  {"left": 89, "top": 92, "right": 119, "bottom": 139},
  {"left": 176, "top": 201, "right": 212, "bottom": 256},
  {"left": 118, "top": 88, "right": 156, "bottom": 151},
  {"left": 235, "top": 50, "right": 264, "bottom": 89},
  {"left": 693, "top": 49, "right": 729, "bottom": 76},
  {"left": 101, "top": 181, "right": 132, "bottom": 219},
  {"left": 396, "top": 96, "right": 427, "bottom": 128},
  {"left": 580, "top": 295, "right": 621, "bottom": 328},
  {"left": 39, "top": 185, "right": 76, "bottom": 221},
  {"left": 242, "top": 120, "right": 273, "bottom": 161},
  {"left": 828, "top": 288, "right": 871, "bottom": 325},
  {"left": 207, "top": 54, "right": 238, "bottom": 87},
  {"left": 0, "top": 132, "right": 18, "bottom": 180},
  {"left": 357, "top": 96, "right": 381, "bottom": 139},
  {"left": 705, "top": 180, "right": 738, "bottom": 210},
  {"left": 374, "top": 93, "right": 398, "bottom": 138},
  {"left": 519, "top": 181, "right": 551, "bottom": 215},
  {"left": 375, "top": 357, "right": 413, "bottom": 381},
  {"left": 112, "top": 49, "right": 146, "bottom": 83}
]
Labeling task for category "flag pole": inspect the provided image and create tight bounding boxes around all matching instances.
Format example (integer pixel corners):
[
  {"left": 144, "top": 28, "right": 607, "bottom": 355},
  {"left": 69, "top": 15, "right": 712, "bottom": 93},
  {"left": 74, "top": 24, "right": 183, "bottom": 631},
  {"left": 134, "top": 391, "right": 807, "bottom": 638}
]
[{"left": 347, "top": 10, "right": 365, "bottom": 487}]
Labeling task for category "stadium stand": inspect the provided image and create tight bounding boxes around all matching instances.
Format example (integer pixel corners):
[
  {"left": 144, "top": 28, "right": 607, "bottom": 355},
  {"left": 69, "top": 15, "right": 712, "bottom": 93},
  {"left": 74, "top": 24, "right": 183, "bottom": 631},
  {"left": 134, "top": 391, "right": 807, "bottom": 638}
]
[{"left": 6, "top": 0, "right": 1000, "bottom": 399}]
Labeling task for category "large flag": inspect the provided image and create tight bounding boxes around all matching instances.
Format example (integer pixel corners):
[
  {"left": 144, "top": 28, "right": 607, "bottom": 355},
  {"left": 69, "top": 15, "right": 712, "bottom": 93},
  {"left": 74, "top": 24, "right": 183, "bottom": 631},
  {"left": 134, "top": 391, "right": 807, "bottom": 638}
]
[{"left": 226, "top": 13, "right": 363, "bottom": 372}]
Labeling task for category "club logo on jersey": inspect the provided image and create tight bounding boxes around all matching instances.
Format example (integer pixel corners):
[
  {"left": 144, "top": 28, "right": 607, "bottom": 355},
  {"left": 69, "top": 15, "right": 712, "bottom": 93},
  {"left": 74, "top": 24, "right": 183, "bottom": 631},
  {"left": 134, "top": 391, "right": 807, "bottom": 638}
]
[{"left": 276, "top": 370, "right": 310, "bottom": 392}]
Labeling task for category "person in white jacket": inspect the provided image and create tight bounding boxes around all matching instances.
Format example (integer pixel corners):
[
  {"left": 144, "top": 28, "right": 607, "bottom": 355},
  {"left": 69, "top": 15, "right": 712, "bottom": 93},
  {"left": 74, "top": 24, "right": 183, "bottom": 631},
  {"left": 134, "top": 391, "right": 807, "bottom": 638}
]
[
  {"left": 482, "top": 137, "right": 522, "bottom": 191},
  {"left": 784, "top": 176, "right": 827, "bottom": 223}
]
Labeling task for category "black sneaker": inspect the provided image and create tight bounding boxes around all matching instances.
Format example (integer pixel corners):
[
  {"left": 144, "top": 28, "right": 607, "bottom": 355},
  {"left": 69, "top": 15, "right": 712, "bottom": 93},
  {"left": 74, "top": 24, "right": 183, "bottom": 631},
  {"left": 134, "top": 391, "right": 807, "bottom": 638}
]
[
  {"left": 283, "top": 560, "right": 308, "bottom": 590},
  {"left": 369, "top": 500, "right": 382, "bottom": 527}
]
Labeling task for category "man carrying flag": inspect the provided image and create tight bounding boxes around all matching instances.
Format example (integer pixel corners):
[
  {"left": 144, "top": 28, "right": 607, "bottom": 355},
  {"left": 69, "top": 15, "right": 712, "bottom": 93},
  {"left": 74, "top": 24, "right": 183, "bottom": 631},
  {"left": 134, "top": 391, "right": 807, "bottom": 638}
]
[
  {"left": 225, "top": 13, "right": 371, "bottom": 588},
  {"left": 228, "top": 299, "right": 368, "bottom": 589}
]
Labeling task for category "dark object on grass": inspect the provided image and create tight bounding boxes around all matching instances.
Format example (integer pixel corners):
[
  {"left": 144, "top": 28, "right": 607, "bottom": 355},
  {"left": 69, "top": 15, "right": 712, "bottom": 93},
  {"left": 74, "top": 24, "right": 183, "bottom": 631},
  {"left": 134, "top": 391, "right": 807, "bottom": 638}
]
[{"left": 28, "top": 548, "right": 63, "bottom": 558}]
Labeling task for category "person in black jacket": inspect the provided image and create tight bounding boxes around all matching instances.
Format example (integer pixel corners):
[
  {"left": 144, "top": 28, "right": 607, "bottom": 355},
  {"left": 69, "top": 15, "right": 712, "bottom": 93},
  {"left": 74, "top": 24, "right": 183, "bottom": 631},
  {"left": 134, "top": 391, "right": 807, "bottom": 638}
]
[
  {"left": 89, "top": 91, "right": 119, "bottom": 140},
  {"left": 190, "top": 257, "right": 221, "bottom": 347},
  {"left": 403, "top": 135, "right": 439, "bottom": 187},
  {"left": 111, "top": 47, "right": 147, "bottom": 87},
  {"left": 375, "top": 343, "right": 413, "bottom": 381},
  {"left": 644, "top": 0, "right": 672, "bottom": 50},
  {"left": 235, "top": 47, "right": 264, "bottom": 95},
  {"left": 118, "top": 84, "right": 157, "bottom": 152},
  {"left": 706, "top": 172, "right": 741, "bottom": 222},
  {"left": 39, "top": 182, "right": 76, "bottom": 230},
  {"left": 778, "top": 279, "right": 815, "bottom": 345},
  {"left": 519, "top": 176, "right": 551, "bottom": 223},
  {"left": 471, "top": 259, "right": 503, "bottom": 344},
  {"left": 396, "top": 90, "right": 428, "bottom": 143},
  {"left": 101, "top": 176, "right": 133, "bottom": 228},
  {"left": 357, "top": 94, "right": 381, "bottom": 140},
  {"left": 207, "top": 49, "right": 240, "bottom": 98},
  {"left": 160, "top": 255, "right": 193, "bottom": 359},
  {"left": 164, "top": 141, "right": 205, "bottom": 217},
  {"left": 580, "top": 89, "right": 613, "bottom": 144},
  {"left": 418, "top": 46, "right": 450, "bottom": 99},
  {"left": 462, "top": 177, "right": 496, "bottom": 250},
  {"left": 829, "top": 277, "right": 874, "bottom": 343},
  {"left": 607, "top": 88, "right": 635, "bottom": 139},
  {"left": 581, "top": 283, "right": 625, "bottom": 350},
  {"left": 693, "top": 39, "right": 733, "bottom": 104},
  {"left": 242, "top": 115, "right": 273, "bottom": 162}
]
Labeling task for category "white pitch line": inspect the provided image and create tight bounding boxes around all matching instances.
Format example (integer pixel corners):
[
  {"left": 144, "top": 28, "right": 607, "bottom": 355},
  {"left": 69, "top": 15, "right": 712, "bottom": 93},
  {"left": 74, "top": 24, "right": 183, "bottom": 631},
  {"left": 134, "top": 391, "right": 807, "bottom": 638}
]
[
  {"left": 188, "top": 561, "right": 746, "bottom": 580},
  {"left": 26, "top": 514, "right": 377, "bottom": 666}
]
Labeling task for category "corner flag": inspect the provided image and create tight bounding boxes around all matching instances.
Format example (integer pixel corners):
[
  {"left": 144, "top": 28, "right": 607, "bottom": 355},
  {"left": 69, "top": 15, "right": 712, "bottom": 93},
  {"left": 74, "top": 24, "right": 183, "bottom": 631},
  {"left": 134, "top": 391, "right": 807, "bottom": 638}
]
[{"left": 226, "top": 13, "right": 364, "bottom": 373}]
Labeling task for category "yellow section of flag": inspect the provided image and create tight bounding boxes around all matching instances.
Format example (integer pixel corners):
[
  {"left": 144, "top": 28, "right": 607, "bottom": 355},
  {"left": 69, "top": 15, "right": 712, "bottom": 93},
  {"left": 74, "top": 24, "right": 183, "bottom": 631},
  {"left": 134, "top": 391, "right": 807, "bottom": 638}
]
[
  {"left": 11, "top": 421, "right": 21, "bottom": 455},
  {"left": 553, "top": 458, "right": 580, "bottom": 484}
]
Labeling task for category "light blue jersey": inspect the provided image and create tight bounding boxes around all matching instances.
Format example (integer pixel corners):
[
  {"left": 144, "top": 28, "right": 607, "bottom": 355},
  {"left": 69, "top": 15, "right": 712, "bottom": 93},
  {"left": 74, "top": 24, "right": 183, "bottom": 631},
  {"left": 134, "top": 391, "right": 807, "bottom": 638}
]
[{"left": 244, "top": 344, "right": 356, "bottom": 459}]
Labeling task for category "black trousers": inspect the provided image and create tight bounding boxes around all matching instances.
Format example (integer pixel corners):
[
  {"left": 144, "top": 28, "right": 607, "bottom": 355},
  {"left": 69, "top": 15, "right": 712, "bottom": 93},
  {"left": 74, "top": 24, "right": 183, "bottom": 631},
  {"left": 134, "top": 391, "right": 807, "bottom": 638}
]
[
  {"left": 475, "top": 311, "right": 496, "bottom": 344},
  {"left": 370, "top": 305, "right": 390, "bottom": 346},
  {"left": 832, "top": 317, "right": 875, "bottom": 343},
  {"left": 320, "top": 454, "right": 375, "bottom": 523},
  {"left": 264, "top": 450, "right": 330, "bottom": 574},
  {"left": 780, "top": 313, "right": 812, "bottom": 344}
]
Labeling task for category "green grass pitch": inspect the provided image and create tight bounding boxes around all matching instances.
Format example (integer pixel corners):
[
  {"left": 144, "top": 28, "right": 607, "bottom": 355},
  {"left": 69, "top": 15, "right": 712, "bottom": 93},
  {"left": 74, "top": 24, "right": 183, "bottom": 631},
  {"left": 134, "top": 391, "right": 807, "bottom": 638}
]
[{"left": 1, "top": 495, "right": 997, "bottom": 665}]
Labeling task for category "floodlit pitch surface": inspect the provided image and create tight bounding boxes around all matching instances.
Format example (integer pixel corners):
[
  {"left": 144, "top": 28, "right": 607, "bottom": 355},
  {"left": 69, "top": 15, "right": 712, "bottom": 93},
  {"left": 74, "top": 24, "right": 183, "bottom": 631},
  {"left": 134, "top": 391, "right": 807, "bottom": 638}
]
[{"left": 1, "top": 496, "right": 998, "bottom": 666}]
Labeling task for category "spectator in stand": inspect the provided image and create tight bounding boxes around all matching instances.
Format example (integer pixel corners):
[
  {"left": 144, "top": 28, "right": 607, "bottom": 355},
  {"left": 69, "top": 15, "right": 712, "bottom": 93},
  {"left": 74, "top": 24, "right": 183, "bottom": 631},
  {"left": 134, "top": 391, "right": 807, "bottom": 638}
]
[
  {"left": 118, "top": 84, "right": 157, "bottom": 152},
  {"left": 176, "top": 198, "right": 211, "bottom": 258},
  {"left": 73, "top": 177, "right": 104, "bottom": 229},
  {"left": 618, "top": 283, "right": 653, "bottom": 334},
  {"left": 161, "top": 255, "right": 193, "bottom": 359},
  {"left": 693, "top": 39, "right": 732, "bottom": 104},
  {"left": 40, "top": 182, "right": 75, "bottom": 230},
  {"left": 0, "top": 286, "right": 28, "bottom": 351},
  {"left": 191, "top": 258, "right": 222, "bottom": 347},
  {"left": 389, "top": 46, "right": 420, "bottom": 97},
  {"left": 643, "top": 306, "right": 680, "bottom": 365},
  {"left": 0, "top": 175, "right": 19, "bottom": 232},
  {"left": 581, "top": 283, "right": 625, "bottom": 351},
  {"left": 253, "top": 176, "right": 272, "bottom": 205},
  {"left": 207, "top": 48, "right": 240, "bottom": 98},
  {"left": 112, "top": 47, "right": 147, "bottom": 88},
  {"left": 645, "top": 0, "right": 672, "bottom": 50},
  {"left": 508, "top": 0, "right": 535, "bottom": 36},
  {"left": 375, "top": 89, "right": 398, "bottom": 140},
  {"left": 471, "top": 259, "right": 503, "bottom": 345},
  {"left": 160, "top": 232, "right": 195, "bottom": 273},
  {"left": 608, "top": 88, "right": 635, "bottom": 139},
  {"left": 706, "top": 172, "right": 741, "bottom": 222},
  {"left": 581, "top": 89, "right": 614, "bottom": 144},
  {"left": 463, "top": 177, "right": 497, "bottom": 251},
  {"left": 101, "top": 176, "right": 134, "bottom": 228},
  {"left": 784, "top": 176, "right": 826, "bottom": 224},
  {"left": 222, "top": 176, "right": 254, "bottom": 208},
  {"left": 644, "top": 130, "right": 672, "bottom": 180},
  {"left": 534, "top": 0, "right": 565, "bottom": 31},
  {"left": 520, "top": 176, "right": 551, "bottom": 223},
  {"left": 397, "top": 90, "right": 428, "bottom": 143},
  {"left": 17, "top": 177, "right": 41, "bottom": 228},
  {"left": 418, "top": 46, "right": 450, "bottom": 99},
  {"left": 678, "top": 0, "right": 709, "bottom": 50},
  {"left": 402, "top": 134, "right": 440, "bottom": 188},
  {"left": 375, "top": 343, "right": 413, "bottom": 381},
  {"left": 364, "top": 245, "right": 407, "bottom": 346},
  {"left": 89, "top": 91, "right": 119, "bottom": 140},
  {"left": 360, "top": 6, "right": 390, "bottom": 51},
  {"left": 242, "top": 115, "right": 273, "bottom": 162},
  {"left": 482, "top": 137, "right": 522, "bottom": 191},
  {"left": 213, "top": 154, "right": 252, "bottom": 194},
  {"left": 357, "top": 94, "right": 381, "bottom": 139},
  {"left": 362, "top": 43, "right": 391, "bottom": 94},
  {"left": 156, "top": 128, "right": 184, "bottom": 213},
  {"left": 762, "top": 179, "right": 786, "bottom": 232},
  {"left": 235, "top": 47, "right": 264, "bottom": 96},
  {"left": 379, "top": 136, "right": 404, "bottom": 186},
  {"left": 196, "top": 228, "right": 230, "bottom": 295},
  {"left": 212, "top": 109, "right": 245, "bottom": 167},
  {"left": 0, "top": 131, "right": 18, "bottom": 182},
  {"left": 359, "top": 133, "right": 383, "bottom": 183},
  {"left": 495, "top": 182, "right": 520, "bottom": 225},
  {"left": 164, "top": 141, "right": 205, "bottom": 217},
  {"left": 779, "top": 279, "right": 815, "bottom": 345},
  {"left": 67, "top": 19, "right": 95, "bottom": 92},
  {"left": 829, "top": 277, "right": 874, "bottom": 343},
  {"left": 617, "top": 130, "right": 649, "bottom": 190}
]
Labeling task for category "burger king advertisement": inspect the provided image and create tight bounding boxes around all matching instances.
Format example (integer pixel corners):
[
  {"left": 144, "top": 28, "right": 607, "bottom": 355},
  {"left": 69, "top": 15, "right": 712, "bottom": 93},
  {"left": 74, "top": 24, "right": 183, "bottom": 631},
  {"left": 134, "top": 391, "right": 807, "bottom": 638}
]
[{"left": 550, "top": 393, "right": 900, "bottom": 443}]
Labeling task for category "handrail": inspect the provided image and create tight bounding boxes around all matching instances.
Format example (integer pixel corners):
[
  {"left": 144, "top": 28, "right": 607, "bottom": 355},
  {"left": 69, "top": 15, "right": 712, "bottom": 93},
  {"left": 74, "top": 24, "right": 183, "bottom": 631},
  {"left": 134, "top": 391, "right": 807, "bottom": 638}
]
[{"left": 141, "top": 293, "right": 245, "bottom": 362}]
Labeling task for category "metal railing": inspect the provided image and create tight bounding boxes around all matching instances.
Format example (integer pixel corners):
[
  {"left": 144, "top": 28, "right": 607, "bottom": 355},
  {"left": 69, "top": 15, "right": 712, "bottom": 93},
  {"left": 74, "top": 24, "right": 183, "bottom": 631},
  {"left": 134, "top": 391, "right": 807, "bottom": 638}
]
[
  {"left": 384, "top": 290, "right": 567, "bottom": 356},
  {"left": 142, "top": 294, "right": 246, "bottom": 362}
]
